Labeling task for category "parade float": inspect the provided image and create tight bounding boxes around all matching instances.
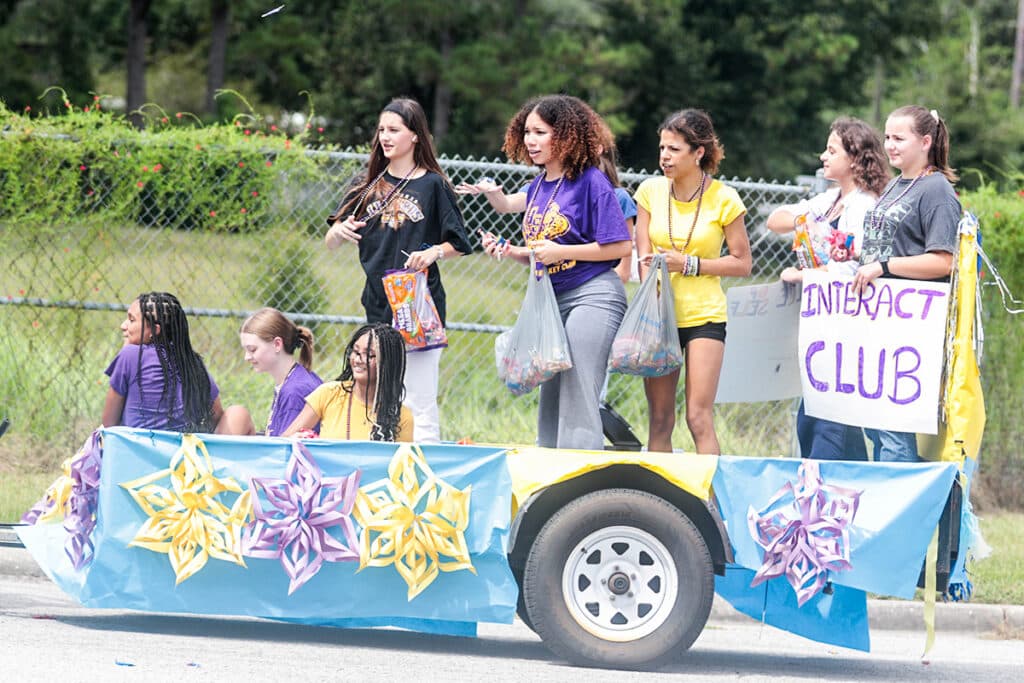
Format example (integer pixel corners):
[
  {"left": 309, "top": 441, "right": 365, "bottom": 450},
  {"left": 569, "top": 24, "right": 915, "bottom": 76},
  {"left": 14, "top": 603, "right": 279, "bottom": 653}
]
[{"left": 17, "top": 215, "right": 989, "bottom": 671}]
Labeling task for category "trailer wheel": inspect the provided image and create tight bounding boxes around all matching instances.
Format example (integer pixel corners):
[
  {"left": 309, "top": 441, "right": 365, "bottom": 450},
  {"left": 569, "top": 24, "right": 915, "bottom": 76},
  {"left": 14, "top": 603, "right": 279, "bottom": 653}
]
[{"left": 523, "top": 488, "right": 714, "bottom": 670}]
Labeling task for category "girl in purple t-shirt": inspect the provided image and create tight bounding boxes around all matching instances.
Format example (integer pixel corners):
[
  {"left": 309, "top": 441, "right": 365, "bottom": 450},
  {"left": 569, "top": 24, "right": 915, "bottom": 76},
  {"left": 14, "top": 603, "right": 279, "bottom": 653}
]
[
  {"left": 102, "top": 292, "right": 254, "bottom": 434},
  {"left": 239, "top": 307, "right": 322, "bottom": 436},
  {"left": 481, "top": 95, "right": 631, "bottom": 450}
]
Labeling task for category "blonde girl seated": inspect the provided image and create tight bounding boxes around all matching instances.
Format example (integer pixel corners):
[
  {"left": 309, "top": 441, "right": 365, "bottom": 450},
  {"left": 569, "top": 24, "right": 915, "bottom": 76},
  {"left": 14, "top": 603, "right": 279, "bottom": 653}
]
[
  {"left": 283, "top": 323, "right": 413, "bottom": 441},
  {"left": 239, "top": 307, "right": 322, "bottom": 436}
]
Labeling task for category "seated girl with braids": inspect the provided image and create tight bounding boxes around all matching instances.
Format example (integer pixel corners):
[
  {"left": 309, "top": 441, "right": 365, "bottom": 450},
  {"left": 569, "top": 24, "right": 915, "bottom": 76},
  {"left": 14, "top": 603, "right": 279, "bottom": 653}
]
[
  {"left": 101, "top": 291, "right": 255, "bottom": 435},
  {"left": 282, "top": 323, "right": 414, "bottom": 441}
]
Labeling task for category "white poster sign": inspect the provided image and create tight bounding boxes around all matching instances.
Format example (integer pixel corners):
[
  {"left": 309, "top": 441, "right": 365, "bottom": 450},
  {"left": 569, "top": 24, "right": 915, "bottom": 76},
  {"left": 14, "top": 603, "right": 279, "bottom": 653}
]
[
  {"left": 716, "top": 281, "right": 802, "bottom": 403},
  {"left": 799, "top": 271, "right": 950, "bottom": 434}
]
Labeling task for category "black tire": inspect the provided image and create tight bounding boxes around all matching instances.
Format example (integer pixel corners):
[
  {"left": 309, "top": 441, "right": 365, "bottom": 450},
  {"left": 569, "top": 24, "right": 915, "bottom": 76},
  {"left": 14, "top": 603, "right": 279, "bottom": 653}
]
[{"left": 523, "top": 488, "right": 714, "bottom": 670}]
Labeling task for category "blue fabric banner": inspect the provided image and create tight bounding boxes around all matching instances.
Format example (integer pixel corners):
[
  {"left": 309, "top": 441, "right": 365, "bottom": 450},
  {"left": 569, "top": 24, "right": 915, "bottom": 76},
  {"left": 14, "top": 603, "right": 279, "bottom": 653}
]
[{"left": 20, "top": 428, "right": 517, "bottom": 632}]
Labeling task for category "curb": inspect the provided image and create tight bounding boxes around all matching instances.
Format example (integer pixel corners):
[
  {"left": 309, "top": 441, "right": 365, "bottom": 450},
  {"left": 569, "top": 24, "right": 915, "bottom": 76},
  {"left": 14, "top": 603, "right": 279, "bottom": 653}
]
[{"left": 2, "top": 535, "right": 1021, "bottom": 635}]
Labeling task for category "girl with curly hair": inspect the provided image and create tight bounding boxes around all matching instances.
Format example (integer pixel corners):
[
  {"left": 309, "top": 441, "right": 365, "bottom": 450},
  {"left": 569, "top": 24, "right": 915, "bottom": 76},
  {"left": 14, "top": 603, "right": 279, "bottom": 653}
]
[
  {"left": 481, "top": 94, "right": 631, "bottom": 450},
  {"left": 767, "top": 117, "right": 890, "bottom": 461}
]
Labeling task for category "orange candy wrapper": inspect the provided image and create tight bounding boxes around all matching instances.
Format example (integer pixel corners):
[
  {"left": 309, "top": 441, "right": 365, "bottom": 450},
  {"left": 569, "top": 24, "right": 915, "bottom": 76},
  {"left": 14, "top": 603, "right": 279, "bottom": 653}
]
[{"left": 382, "top": 269, "right": 448, "bottom": 351}]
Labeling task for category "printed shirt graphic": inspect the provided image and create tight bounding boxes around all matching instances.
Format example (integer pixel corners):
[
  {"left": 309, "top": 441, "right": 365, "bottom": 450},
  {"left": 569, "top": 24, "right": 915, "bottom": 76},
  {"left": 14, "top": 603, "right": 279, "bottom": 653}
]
[
  {"left": 859, "top": 173, "right": 960, "bottom": 278},
  {"left": 340, "top": 171, "right": 472, "bottom": 324},
  {"left": 522, "top": 166, "right": 630, "bottom": 294},
  {"left": 635, "top": 177, "right": 746, "bottom": 327}
]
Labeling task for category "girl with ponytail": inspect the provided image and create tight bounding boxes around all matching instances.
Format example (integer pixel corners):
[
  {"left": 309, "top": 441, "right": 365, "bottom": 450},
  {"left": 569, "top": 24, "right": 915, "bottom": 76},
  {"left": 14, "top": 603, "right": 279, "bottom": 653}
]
[
  {"left": 240, "top": 307, "right": 322, "bottom": 436},
  {"left": 852, "top": 105, "right": 962, "bottom": 462}
]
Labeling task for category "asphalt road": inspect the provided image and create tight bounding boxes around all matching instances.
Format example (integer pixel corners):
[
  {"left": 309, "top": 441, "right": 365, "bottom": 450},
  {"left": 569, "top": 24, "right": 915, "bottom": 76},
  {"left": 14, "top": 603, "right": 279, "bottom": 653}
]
[{"left": 1, "top": 574, "right": 1021, "bottom": 682}]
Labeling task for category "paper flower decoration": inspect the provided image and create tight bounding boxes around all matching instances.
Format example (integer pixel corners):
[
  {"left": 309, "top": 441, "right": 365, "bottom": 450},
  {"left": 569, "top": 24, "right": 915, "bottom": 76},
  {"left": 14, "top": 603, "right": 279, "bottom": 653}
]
[
  {"left": 22, "top": 430, "right": 103, "bottom": 570},
  {"left": 242, "top": 441, "right": 361, "bottom": 594},
  {"left": 121, "top": 434, "right": 251, "bottom": 584},
  {"left": 746, "top": 460, "right": 862, "bottom": 606},
  {"left": 354, "top": 444, "right": 474, "bottom": 600}
]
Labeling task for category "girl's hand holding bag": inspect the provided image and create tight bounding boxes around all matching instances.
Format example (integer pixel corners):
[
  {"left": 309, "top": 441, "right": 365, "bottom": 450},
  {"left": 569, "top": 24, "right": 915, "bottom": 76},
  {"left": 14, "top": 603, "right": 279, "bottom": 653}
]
[
  {"left": 382, "top": 269, "right": 448, "bottom": 352},
  {"left": 495, "top": 254, "right": 573, "bottom": 395},
  {"left": 608, "top": 253, "right": 684, "bottom": 376}
]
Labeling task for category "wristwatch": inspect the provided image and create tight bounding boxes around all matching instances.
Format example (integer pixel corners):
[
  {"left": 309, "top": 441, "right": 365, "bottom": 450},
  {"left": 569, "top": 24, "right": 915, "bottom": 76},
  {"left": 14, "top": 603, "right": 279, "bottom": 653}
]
[{"left": 879, "top": 259, "right": 891, "bottom": 277}]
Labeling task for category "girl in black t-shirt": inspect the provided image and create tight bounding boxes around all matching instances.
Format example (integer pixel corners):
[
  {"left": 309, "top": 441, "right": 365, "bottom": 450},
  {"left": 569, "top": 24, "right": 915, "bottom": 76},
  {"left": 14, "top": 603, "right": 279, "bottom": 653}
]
[{"left": 325, "top": 98, "right": 472, "bottom": 443}]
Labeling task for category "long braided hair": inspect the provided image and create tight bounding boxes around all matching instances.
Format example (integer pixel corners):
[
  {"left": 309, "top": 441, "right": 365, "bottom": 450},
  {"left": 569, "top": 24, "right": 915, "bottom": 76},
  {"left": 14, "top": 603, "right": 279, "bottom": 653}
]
[
  {"left": 335, "top": 323, "right": 406, "bottom": 441},
  {"left": 135, "top": 292, "right": 215, "bottom": 432}
]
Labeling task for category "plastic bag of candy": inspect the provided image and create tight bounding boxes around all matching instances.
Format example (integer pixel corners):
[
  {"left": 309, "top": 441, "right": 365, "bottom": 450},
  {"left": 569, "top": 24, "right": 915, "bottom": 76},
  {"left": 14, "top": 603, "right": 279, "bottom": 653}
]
[
  {"left": 495, "top": 255, "right": 572, "bottom": 395},
  {"left": 382, "top": 268, "right": 448, "bottom": 352},
  {"left": 608, "top": 253, "right": 683, "bottom": 377}
]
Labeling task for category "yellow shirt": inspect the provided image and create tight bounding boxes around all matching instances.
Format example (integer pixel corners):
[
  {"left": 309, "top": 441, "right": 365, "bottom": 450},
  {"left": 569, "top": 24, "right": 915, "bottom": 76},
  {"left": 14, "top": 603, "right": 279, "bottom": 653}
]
[
  {"left": 305, "top": 381, "right": 414, "bottom": 441},
  {"left": 635, "top": 177, "right": 746, "bottom": 327}
]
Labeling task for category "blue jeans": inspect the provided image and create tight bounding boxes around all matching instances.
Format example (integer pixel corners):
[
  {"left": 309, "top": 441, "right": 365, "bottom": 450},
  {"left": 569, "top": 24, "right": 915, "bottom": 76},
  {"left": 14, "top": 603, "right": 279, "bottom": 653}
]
[
  {"left": 864, "top": 429, "right": 921, "bottom": 462},
  {"left": 797, "top": 401, "right": 868, "bottom": 461}
]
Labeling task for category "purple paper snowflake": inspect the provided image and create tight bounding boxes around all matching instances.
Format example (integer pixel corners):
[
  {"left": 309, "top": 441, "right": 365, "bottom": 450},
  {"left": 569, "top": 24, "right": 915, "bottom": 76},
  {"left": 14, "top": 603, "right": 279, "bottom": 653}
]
[
  {"left": 242, "top": 441, "right": 361, "bottom": 594},
  {"left": 746, "top": 460, "right": 862, "bottom": 606}
]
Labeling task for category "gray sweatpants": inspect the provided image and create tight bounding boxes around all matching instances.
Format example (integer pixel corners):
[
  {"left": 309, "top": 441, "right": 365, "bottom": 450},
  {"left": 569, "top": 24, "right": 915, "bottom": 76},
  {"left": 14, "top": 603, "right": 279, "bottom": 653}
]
[{"left": 538, "top": 270, "right": 627, "bottom": 449}]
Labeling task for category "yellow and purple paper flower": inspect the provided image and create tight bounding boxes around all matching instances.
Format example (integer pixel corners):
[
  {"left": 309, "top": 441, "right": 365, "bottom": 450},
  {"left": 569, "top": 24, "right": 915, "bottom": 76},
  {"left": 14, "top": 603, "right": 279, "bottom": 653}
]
[
  {"left": 242, "top": 441, "right": 361, "bottom": 594},
  {"left": 120, "top": 433, "right": 251, "bottom": 584},
  {"left": 746, "top": 460, "right": 861, "bottom": 606},
  {"left": 354, "top": 443, "right": 474, "bottom": 600}
]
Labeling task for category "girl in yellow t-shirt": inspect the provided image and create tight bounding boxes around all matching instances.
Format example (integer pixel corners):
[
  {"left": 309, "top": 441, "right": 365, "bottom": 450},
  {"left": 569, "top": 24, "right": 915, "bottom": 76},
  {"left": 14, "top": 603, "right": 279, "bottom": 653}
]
[
  {"left": 283, "top": 323, "right": 414, "bottom": 441},
  {"left": 635, "top": 109, "right": 751, "bottom": 455}
]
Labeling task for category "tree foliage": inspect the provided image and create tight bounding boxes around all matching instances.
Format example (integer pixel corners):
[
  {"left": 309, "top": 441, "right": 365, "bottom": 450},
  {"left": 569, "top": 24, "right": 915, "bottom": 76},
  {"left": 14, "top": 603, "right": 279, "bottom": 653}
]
[{"left": 0, "top": 0, "right": 1021, "bottom": 182}]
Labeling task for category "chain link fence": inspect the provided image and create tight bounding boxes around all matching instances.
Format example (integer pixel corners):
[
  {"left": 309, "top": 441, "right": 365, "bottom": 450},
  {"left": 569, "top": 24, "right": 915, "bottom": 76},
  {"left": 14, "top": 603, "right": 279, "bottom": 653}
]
[{"left": 1, "top": 143, "right": 815, "bottom": 467}]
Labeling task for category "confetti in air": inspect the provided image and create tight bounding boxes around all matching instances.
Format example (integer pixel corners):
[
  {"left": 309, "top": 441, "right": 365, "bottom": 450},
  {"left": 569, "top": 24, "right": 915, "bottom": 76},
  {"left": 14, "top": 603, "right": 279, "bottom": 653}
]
[{"left": 261, "top": 5, "right": 285, "bottom": 18}]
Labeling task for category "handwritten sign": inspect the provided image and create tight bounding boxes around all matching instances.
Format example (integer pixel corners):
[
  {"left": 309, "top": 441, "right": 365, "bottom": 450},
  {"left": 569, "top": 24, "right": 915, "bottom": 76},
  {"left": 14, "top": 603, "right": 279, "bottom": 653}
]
[
  {"left": 799, "top": 271, "right": 949, "bottom": 434},
  {"left": 716, "top": 281, "right": 802, "bottom": 403}
]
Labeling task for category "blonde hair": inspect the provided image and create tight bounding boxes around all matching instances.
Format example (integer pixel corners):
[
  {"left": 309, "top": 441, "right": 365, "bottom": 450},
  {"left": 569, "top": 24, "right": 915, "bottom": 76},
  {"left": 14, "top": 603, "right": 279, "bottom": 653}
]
[{"left": 240, "top": 307, "right": 315, "bottom": 369}]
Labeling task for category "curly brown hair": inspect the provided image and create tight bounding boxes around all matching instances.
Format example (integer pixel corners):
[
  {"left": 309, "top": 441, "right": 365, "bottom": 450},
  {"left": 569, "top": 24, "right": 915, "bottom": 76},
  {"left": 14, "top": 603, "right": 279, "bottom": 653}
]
[
  {"left": 830, "top": 117, "right": 891, "bottom": 196},
  {"left": 658, "top": 109, "right": 724, "bottom": 175},
  {"left": 502, "top": 95, "right": 604, "bottom": 180}
]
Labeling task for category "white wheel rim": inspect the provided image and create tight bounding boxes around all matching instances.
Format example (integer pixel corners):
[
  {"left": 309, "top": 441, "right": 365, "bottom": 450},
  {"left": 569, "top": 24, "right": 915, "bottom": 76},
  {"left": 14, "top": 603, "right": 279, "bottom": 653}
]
[{"left": 560, "top": 524, "right": 678, "bottom": 642}]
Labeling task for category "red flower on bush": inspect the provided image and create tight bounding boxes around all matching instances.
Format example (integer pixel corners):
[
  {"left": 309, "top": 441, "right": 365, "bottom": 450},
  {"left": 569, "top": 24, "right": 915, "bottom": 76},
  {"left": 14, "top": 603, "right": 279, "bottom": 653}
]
[
  {"left": 251, "top": 190, "right": 259, "bottom": 197},
  {"left": 136, "top": 181, "right": 144, "bottom": 188},
  {"left": 265, "top": 161, "right": 273, "bottom": 167},
  {"left": 161, "top": 117, "right": 168, "bottom": 124},
  {"left": 238, "top": 161, "right": 245, "bottom": 168},
  {"left": 271, "top": 125, "right": 278, "bottom": 131},
  {"left": 141, "top": 165, "right": 148, "bottom": 172},
  {"left": 79, "top": 165, "right": 87, "bottom": 171},
  {"left": 244, "top": 129, "right": 251, "bottom": 136},
  {"left": 317, "top": 127, "right": 324, "bottom": 133},
  {"left": 240, "top": 208, "right": 247, "bottom": 214},
  {"left": 153, "top": 164, "right": 162, "bottom": 172},
  {"left": 176, "top": 112, "right": 183, "bottom": 119},
  {"left": 209, "top": 210, "right": 217, "bottom": 217},
  {"left": 84, "top": 106, "right": 90, "bottom": 113}
]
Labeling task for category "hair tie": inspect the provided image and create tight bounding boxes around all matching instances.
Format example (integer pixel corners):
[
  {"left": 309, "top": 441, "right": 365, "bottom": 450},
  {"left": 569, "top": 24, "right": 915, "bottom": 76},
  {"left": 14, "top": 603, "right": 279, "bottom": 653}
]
[{"left": 929, "top": 109, "right": 939, "bottom": 122}]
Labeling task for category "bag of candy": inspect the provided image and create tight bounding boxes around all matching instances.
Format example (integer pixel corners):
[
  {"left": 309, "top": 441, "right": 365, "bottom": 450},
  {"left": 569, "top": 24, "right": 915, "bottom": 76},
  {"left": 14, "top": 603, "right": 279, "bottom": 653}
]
[
  {"left": 382, "top": 268, "right": 448, "bottom": 352},
  {"left": 607, "top": 253, "right": 683, "bottom": 377},
  {"left": 495, "top": 255, "right": 573, "bottom": 396}
]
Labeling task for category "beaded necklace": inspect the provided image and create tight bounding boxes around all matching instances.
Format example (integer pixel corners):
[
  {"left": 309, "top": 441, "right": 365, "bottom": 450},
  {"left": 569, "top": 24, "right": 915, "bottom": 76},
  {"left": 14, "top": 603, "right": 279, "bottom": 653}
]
[
  {"left": 865, "top": 166, "right": 933, "bottom": 234},
  {"left": 523, "top": 174, "right": 565, "bottom": 242},
  {"left": 352, "top": 165, "right": 418, "bottom": 221},
  {"left": 667, "top": 174, "right": 707, "bottom": 253}
]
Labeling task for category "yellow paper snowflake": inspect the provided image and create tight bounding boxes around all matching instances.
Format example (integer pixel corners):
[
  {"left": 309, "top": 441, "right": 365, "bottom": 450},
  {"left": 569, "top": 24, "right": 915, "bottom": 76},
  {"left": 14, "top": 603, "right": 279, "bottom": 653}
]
[
  {"left": 354, "top": 444, "right": 474, "bottom": 600},
  {"left": 120, "top": 433, "right": 251, "bottom": 584}
]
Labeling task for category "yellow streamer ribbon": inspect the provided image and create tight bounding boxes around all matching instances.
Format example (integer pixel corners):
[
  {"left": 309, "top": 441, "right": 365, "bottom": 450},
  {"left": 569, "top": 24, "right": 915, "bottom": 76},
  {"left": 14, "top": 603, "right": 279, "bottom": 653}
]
[
  {"left": 922, "top": 527, "right": 939, "bottom": 658},
  {"left": 353, "top": 444, "right": 474, "bottom": 600},
  {"left": 34, "top": 458, "right": 74, "bottom": 524},
  {"left": 120, "top": 433, "right": 251, "bottom": 584}
]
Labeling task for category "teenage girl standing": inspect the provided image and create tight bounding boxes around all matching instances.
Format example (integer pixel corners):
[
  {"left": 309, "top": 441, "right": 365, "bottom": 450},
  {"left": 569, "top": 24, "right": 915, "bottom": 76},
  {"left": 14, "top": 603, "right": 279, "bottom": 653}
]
[
  {"left": 481, "top": 94, "right": 631, "bottom": 450},
  {"left": 852, "top": 105, "right": 961, "bottom": 462},
  {"left": 634, "top": 109, "right": 752, "bottom": 455},
  {"left": 325, "top": 97, "right": 472, "bottom": 443}
]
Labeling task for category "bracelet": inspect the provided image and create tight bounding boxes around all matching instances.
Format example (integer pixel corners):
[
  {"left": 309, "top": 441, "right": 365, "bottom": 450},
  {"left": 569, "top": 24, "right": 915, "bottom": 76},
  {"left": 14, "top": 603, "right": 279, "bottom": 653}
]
[
  {"left": 434, "top": 245, "right": 445, "bottom": 262},
  {"left": 879, "top": 259, "right": 890, "bottom": 277},
  {"left": 682, "top": 254, "right": 700, "bottom": 276}
]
